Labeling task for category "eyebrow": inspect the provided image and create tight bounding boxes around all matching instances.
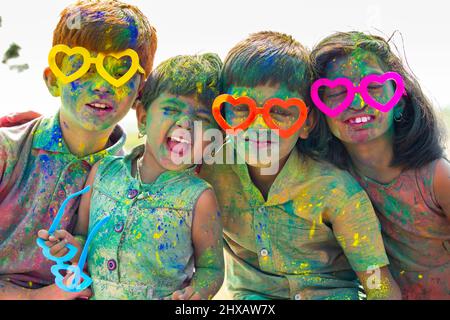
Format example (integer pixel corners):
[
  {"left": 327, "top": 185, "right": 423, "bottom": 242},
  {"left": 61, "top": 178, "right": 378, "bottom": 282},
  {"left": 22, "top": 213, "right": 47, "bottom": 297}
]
[
  {"left": 196, "top": 108, "right": 212, "bottom": 116},
  {"left": 162, "top": 98, "right": 212, "bottom": 115},
  {"left": 163, "top": 98, "right": 186, "bottom": 108}
]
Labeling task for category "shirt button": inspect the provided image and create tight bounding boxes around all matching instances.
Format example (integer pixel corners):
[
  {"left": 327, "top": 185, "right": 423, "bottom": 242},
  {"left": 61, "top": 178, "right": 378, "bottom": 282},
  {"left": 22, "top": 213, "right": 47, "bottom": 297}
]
[
  {"left": 107, "top": 259, "right": 117, "bottom": 271},
  {"left": 127, "top": 189, "right": 139, "bottom": 199},
  {"left": 294, "top": 293, "right": 302, "bottom": 300},
  {"left": 260, "top": 249, "right": 269, "bottom": 257},
  {"left": 114, "top": 222, "right": 124, "bottom": 233}
]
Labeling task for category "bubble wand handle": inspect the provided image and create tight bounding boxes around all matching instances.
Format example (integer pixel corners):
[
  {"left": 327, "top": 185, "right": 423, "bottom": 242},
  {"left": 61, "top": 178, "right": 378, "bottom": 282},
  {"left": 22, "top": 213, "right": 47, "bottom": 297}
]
[{"left": 77, "top": 215, "right": 111, "bottom": 271}]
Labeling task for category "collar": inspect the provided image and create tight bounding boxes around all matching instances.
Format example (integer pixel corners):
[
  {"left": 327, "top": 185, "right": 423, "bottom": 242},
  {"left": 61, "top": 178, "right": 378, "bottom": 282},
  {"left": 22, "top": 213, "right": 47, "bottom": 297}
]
[
  {"left": 231, "top": 147, "right": 308, "bottom": 206},
  {"left": 32, "top": 112, "right": 126, "bottom": 165}
]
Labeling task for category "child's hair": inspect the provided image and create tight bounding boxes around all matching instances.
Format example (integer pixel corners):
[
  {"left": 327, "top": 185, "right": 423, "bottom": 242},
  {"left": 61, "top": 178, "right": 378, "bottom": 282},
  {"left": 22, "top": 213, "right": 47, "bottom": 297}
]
[
  {"left": 221, "top": 31, "right": 327, "bottom": 160},
  {"left": 310, "top": 31, "right": 446, "bottom": 170},
  {"left": 141, "top": 53, "right": 223, "bottom": 110},
  {"left": 53, "top": 0, "right": 157, "bottom": 75}
]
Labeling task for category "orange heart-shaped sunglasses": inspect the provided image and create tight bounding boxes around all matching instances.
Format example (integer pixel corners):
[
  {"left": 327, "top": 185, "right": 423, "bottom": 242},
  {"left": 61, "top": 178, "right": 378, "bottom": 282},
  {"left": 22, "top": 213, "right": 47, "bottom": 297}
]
[{"left": 212, "top": 94, "right": 308, "bottom": 138}]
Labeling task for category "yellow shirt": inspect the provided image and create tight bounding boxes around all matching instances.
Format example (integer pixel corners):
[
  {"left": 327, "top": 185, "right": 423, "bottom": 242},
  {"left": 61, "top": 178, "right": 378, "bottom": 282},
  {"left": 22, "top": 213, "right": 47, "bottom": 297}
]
[{"left": 201, "top": 148, "right": 389, "bottom": 300}]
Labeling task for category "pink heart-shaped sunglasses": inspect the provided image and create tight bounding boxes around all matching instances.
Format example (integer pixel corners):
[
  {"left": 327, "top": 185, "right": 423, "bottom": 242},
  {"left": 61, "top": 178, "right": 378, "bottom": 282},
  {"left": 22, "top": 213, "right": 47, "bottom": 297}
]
[{"left": 311, "top": 72, "right": 407, "bottom": 118}]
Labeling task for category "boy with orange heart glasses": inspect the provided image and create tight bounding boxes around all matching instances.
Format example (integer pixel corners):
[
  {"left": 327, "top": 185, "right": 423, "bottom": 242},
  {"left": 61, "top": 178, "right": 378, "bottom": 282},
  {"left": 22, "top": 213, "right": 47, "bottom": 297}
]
[
  {"left": 200, "top": 31, "right": 401, "bottom": 300},
  {"left": 0, "top": 0, "right": 157, "bottom": 299}
]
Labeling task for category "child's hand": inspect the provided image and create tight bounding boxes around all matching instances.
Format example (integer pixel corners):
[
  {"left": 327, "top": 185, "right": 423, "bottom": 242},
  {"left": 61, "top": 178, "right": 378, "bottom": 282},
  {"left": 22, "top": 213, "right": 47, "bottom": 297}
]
[
  {"left": 30, "top": 282, "right": 92, "bottom": 300},
  {"left": 171, "top": 286, "right": 202, "bottom": 300},
  {"left": 37, "top": 229, "right": 82, "bottom": 260}
]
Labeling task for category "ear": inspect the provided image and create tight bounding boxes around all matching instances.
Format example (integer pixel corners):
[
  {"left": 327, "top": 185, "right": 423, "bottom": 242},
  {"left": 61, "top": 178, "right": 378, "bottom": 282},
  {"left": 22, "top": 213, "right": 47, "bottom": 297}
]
[
  {"left": 138, "top": 75, "right": 147, "bottom": 92},
  {"left": 43, "top": 67, "right": 61, "bottom": 97},
  {"left": 135, "top": 99, "right": 148, "bottom": 133},
  {"left": 298, "top": 106, "right": 317, "bottom": 140},
  {"left": 394, "top": 98, "right": 406, "bottom": 117},
  {"left": 132, "top": 76, "right": 147, "bottom": 110}
]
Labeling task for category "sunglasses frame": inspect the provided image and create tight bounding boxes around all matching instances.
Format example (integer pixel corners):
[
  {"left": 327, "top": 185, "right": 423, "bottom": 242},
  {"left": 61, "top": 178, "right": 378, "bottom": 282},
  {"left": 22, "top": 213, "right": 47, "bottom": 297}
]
[
  {"left": 212, "top": 94, "right": 308, "bottom": 138},
  {"left": 311, "top": 71, "right": 407, "bottom": 118},
  {"left": 48, "top": 44, "right": 146, "bottom": 88}
]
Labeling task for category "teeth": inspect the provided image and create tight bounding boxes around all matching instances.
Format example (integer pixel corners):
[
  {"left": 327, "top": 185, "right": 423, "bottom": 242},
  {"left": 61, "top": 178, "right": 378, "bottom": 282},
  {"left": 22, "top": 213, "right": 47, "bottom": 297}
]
[
  {"left": 170, "top": 137, "right": 190, "bottom": 144},
  {"left": 350, "top": 116, "right": 372, "bottom": 124},
  {"left": 91, "top": 103, "right": 108, "bottom": 109}
]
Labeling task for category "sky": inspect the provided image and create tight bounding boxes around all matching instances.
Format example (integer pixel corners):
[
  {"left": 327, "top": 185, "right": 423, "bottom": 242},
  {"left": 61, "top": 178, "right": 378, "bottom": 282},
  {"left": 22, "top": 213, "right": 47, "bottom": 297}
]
[{"left": 1, "top": 0, "right": 449, "bottom": 128}]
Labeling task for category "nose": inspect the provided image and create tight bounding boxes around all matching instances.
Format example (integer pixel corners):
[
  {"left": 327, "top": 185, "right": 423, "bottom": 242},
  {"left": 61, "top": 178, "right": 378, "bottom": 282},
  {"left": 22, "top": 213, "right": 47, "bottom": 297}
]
[
  {"left": 91, "top": 77, "right": 113, "bottom": 96},
  {"left": 176, "top": 115, "right": 193, "bottom": 130},
  {"left": 348, "top": 93, "right": 367, "bottom": 111},
  {"left": 248, "top": 114, "right": 269, "bottom": 130}
]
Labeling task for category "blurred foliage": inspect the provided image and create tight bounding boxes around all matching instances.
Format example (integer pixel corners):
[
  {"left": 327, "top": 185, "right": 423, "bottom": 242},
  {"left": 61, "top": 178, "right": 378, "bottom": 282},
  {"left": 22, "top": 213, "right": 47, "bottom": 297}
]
[
  {"left": 0, "top": 16, "right": 28, "bottom": 71},
  {"left": 124, "top": 128, "right": 145, "bottom": 153},
  {"left": 442, "top": 108, "right": 450, "bottom": 129},
  {"left": 441, "top": 107, "right": 450, "bottom": 155},
  {"left": 2, "top": 43, "right": 21, "bottom": 64},
  {"left": 9, "top": 63, "right": 29, "bottom": 72}
]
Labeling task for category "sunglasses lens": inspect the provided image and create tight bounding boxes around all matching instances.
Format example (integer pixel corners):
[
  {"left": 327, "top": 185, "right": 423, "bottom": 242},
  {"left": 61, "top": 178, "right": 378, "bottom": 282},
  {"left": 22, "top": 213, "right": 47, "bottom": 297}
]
[
  {"left": 223, "top": 102, "right": 251, "bottom": 125},
  {"left": 58, "top": 53, "right": 85, "bottom": 77},
  {"left": 269, "top": 105, "right": 300, "bottom": 130},
  {"left": 322, "top": 85, "right": 349, "bottom": 109},
  {"left": 103, "top": 56, "right": 132, "bottom": 80}
]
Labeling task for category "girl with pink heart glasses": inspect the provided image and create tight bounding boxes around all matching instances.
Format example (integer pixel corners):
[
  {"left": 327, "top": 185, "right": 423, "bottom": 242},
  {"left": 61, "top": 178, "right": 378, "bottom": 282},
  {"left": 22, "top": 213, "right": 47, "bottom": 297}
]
[{"left": 311, "top": 31, "right": 450, "bottom": 300}]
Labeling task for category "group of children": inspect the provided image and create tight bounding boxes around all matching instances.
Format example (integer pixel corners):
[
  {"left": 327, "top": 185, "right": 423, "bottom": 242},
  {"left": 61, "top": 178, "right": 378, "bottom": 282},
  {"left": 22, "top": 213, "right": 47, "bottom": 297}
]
[{"left": 0, "top": 0, "right": 448, "bottom": 300}]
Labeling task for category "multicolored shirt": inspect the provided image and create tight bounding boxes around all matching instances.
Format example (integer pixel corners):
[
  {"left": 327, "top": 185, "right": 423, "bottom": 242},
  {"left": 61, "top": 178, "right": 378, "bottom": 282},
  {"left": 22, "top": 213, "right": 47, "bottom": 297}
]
[
  {"left": 352, "top": 160, "right": 450, "bottom": 299},
  {"left": 87, "top": 145, "right": 211, "bottom": 300},
  {"left": 0, "top": 113, "right": 125, "bottom": 288},
  {"left": 201, "top": 148, "right": 390, "bottom": 300}
]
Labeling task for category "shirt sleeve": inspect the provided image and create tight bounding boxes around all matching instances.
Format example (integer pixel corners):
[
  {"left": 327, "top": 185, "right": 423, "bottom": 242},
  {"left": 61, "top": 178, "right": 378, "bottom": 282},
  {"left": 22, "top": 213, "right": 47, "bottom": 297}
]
[
  {"left": 0, "top": 127, "right": 27, "bottom": 191},
  {"left": 329, "top": 190, "right": 390, "bottom": 273},
  {"left": 0, "top": 131, "right": 13, "bottom": 184}
]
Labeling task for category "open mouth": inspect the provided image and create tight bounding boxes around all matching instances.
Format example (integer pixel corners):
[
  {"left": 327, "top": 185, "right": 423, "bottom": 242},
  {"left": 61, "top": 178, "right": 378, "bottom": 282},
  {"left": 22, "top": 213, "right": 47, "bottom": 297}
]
[
  {"left": 166, "top": 136, "right": 192, "bottom": 157},
  {"left": 344, "top": 115, "right": 376, "bottom": 126},
  {"left": 85, "top": 102, "right": 114, "bottom": 114}
]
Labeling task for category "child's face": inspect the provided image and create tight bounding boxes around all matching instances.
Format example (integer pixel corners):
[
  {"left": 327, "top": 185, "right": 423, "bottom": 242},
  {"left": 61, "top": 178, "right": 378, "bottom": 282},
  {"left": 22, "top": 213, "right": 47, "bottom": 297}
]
[
  {"left": 226, "top": 84, "right": 307, "bottom": 168},
  {"left": 48, "top": 49, "right": 141, "bottom": 131},
  {"left": 140, "top": 92, "right": 215, "bottom": 171},
  {"left": 322, "top": 50, "right": 397, "bottom": 144}
]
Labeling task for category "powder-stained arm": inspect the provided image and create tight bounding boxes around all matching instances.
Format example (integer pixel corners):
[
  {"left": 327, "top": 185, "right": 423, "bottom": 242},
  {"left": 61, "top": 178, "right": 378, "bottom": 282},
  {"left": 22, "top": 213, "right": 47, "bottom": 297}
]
[
  {"left": 356, "top": 266, "right": 401, "bottom": 300},
  {"left": 328, "top": 190, "right": 401, "bottom": 300},
  {"left": 172, "top": 189, "right": 224, "bottom": 300},
  {"left": 433, "top": 159, "right": 450, "bottom": 222},
  {"left": 0, "top": 279, "right": 90, "bottom": 300}
]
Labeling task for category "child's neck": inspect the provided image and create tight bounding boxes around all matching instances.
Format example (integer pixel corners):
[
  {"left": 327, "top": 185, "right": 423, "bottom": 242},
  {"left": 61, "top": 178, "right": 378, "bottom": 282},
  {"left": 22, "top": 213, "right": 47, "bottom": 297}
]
[
  {"left": 136, "top": 147, "right": 167, "bottom": 184},
  {"left": 344, "top": 129, "right": 403, "bottom": 184},
  {"left": 59, "top": 112, "right": 113, "bottom": 158},
  {"left": 247, "top": 155, "right": 289, "bottom": 201}
]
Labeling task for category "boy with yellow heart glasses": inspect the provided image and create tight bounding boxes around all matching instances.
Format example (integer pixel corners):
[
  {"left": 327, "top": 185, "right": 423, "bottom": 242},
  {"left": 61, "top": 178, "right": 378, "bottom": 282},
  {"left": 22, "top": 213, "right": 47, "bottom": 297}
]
[{"left": 0, "top": 0, "right": 157, "bottom": 300}]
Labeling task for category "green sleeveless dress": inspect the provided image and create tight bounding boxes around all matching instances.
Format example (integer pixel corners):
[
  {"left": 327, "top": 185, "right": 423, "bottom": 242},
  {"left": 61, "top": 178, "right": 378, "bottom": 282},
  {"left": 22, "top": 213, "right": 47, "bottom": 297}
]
[{"left": 87, "top": 145, "right": 211, "bottom": 300}]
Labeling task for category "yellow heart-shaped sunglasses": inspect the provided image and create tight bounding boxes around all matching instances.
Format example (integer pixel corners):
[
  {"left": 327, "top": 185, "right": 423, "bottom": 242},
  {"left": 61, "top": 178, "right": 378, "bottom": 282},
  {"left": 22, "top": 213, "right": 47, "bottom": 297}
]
[{"left": 48, "top": 44, "right": 146, "bottom": 87}]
